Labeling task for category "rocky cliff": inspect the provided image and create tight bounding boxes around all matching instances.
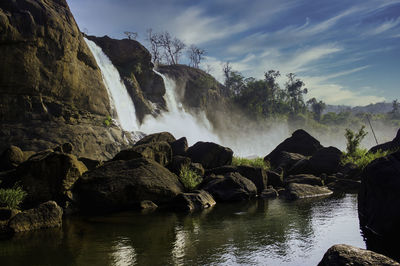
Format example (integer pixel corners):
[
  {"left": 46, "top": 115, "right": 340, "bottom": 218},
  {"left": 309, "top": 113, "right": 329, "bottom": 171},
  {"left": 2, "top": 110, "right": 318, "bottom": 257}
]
[{"left": 0, "top": 0, "right": 134, "bottom": 159}]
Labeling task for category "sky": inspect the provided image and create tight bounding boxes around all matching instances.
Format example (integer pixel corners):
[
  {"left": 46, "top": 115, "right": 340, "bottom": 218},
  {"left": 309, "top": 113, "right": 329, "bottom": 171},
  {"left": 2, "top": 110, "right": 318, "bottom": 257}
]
[{"left": 67, "top": 0, "right": 400, "bottom": 106}]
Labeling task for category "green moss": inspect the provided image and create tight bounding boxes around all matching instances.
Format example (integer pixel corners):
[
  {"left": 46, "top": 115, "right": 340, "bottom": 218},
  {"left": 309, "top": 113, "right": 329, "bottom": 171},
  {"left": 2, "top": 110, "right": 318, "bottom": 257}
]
[
  {"left": 179, "top": 164, "right": 202, "bottom": 190},
  {"left": 103, "top": 115, "right": 112, "bottom": 127},
  {"left": 0, "top": 186, "right": 27, "bottom": 209},
  {"left": 232, "top": 156, "right": 270, "bottom": 171}
]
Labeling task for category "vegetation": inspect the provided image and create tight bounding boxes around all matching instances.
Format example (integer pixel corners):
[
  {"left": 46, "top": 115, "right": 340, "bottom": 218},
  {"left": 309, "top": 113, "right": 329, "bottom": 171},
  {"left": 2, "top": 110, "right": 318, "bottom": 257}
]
[
  {"left": 179, "top": 164, "right": 202, "bottom": 190},
  {"left": 344, "top": 126, "right": 368, "bottom": 155},
  {"left": 232, "top": 156, "right": 270, "bottom": 171},
  {"left": 341, "top": 148, "right": 389, "bottom": 170},
  {"left": 0, "top": 186, "right": 27, "bottom": 209},
  {"left": 103, "top": 115, "right": 112, "bottom": 127}
]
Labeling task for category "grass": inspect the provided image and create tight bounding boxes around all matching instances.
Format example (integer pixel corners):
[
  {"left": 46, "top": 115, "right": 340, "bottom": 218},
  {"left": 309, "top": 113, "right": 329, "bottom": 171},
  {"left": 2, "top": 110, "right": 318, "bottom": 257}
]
[
  {"left": 232, "top": 156, "right": 270, "bottom": 171},
  {"left": 341, "top": 148, "right": 392, "bottom": 170},
  {"left": 0, "top": 186, "right": 27, "bottom": 209},
  {"left": 179, "top": 164, "right": 202, "bottom": 191}
]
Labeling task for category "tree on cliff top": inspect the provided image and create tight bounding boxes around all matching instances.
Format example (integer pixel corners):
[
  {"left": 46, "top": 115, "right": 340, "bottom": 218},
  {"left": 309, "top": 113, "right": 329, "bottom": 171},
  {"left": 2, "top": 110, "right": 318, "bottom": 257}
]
[{"left": 188, "top": 45, "right": 206, "bottom": 68}]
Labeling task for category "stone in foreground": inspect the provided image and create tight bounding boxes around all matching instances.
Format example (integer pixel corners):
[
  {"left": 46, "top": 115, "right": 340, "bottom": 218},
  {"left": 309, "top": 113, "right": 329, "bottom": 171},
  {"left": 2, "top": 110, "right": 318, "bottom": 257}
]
[
  {"left": 284, "top": 183, "right": 332, "bottom": 200},
  {"left": 318, "top": 244, "right": 400, "bottom": 266},
  {"left": 187, "top": 141, "right": 233, "bottom": 169},
  {"left": 173, "top": 190, "right": 216, "bottom": 212}
]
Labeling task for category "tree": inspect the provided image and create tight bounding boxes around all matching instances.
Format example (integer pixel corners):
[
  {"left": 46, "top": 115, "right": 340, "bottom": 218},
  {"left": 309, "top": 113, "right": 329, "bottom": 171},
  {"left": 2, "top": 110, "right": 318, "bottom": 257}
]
[
  {"left": 188, "top": 45, "right": 206, "bottom": 68},
  {"left": 307, "top": 97, "right": 326, "bottom": 121},
  {"left": 345, "top": 126, "right": 368, "bottom": 155},
  {"left": 158, "top": 31, "right": 186, "bottom": 65},
  {"left": 146, "top": 28, "right": 163, "bottom": 65},
  {"left": 392, "top": 99, "right": 399, "bottom": 115},
  {"left": 222, "top": 62, "right": 245, "bottom": 97},
  {"left": 124, "top": 31, "right": 138, "bottom": 40},
  {"left": 285, "top": 73, "right": 308, "bottom": 113}
]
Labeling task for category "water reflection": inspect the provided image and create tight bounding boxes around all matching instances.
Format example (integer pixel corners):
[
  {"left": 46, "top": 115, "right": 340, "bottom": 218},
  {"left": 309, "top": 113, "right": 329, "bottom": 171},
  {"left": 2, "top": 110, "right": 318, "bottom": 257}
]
[{"left": 0, "top": 194, "right": 365, "bottom": 266}]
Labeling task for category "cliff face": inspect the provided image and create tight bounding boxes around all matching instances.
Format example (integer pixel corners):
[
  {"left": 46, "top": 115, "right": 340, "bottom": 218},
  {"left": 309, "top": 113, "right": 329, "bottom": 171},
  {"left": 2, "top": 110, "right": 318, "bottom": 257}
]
[
  {"left": 86, "top": 35, "right": 166, "bottom": 122},
  {"left": 0, "top": 0, "right": 135, "bottom": 159}
]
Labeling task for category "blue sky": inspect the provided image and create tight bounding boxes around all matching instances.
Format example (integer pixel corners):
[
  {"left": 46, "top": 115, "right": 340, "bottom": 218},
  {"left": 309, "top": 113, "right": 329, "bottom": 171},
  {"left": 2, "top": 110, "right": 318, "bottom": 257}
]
[{"left": 67, "top": 0, "right": 400, "bottom": 106}]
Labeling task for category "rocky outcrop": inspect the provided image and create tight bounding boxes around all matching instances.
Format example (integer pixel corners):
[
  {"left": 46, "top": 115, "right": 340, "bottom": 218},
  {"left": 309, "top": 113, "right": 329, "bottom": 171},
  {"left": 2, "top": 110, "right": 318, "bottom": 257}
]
[
  {"left": 264, "top": 129, "right": 323, "bottom": 167},
  {"left": 309, "top": 146, "right": 342, "bottom": 175},
  {"left": 74, "top": 158, "right": 184, "bottom": 212},
  {"left": 369, "top": 128, "right": 400, "bottom": 153},
  {"left": 8, "top": 201, "right": 62, "bottom": 233},
  {"left": 318, "top": 244, "right": 399, "bottom": 266},
  {"left": 284, "top": 174, "right": 324, "bottom": 186},
  {"left": 135, "top": 131, "right": 176, "bottom": 146},
  {"left": 170, "top": 137, "right": 188, "bottom": 156},
  {"left": 284, "top": 183, "right": 332, "bottom": 200},
  {"left": 0, "top": 145, "right": 31, "bottom": 171},
  {"left": 172, "top": 190, "right": 216, "bottom": 212},
  {"left": 86, "top": 35, "right": 166, "bottom": 122},
  {"left": 187, "top": 142, "right": 233, "bottom": 169}
]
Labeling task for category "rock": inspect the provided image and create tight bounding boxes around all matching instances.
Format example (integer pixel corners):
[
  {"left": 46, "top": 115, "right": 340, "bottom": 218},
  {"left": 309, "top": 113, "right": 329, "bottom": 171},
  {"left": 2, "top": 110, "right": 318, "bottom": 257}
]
[
  {"left": 173, "top": 190, "right": 216, "bottom": 212},
  {"left": 0, "top": 208, "right": 19, "bottom": 221},
  {"left": 284, "top": 183, "right": 332, "bottom": 200},
  {"left": 284, "top": 174, "right": 324, "bottom": 186},
  {"left": 54, "top": 143, "right": 73, "bottom": 154},
  {"left": 17, "top": 151, "right": 88, "bottom": 207},
  {"left": 167, "top": 156, "right": 192, "bottom": 175},
  {"left": 369, "top": 128, "right": 400, "bottom": 153},
  {"left": 171, "top": 137, "right": 188, "bottom": 156},
  {"left": 264, "top": 129, "right": 323, "bottom": 167},
  {"left": 309, "top": 146, "right": 342, "bottom": 175},
  {"left": 274, "top": 151, "right": 308, "bottom": 171},
  {"left": 74, "top": 158, "right": 184, "bottom": 212},
  {"left": 261, "top": 188, "right": 279, "bottom": 198},
  {"left": 187, "top": 142, "right": 233, "bottom": 169},
  {"left": 113, "top": 141, "right": 172, "bottom": 166},
  {"left": 339, "top": 162, "right": 362, "bottom": 180},
  {"left": 8, "top": 201, "right": 63, "bottom": 233},
  {"left": 79, "top": 157, "right": 103, "bottom": 171},
  {"left": 358, "top": 150, "right": 400, "bottom": 238},
  {"left": 237, "top": 166, "right": 267, "bottom": 194},
  {"left": 135, "top": 132, "right": 176, "bottom": 146},
  {"left": 287, "top": 158, "right": 313, "bottom": 175},
  {"left": 326, "top": 178, "right": 360, "bottom": 192},
  {"left": 205, "top": 165, "right": 238, "bottom": 176},
  {"left": 266, "top": 170, "right": 284, "bottom": 187},
  {"left": 138, "top": 200, "right": 158, "bottom": 210},
  {"left": 318, "top": 244, "right": 400, "bottom": 266},
  {"left": 0, "top": 145, "right": 25, "bottom": 171},
  {"left": 190, "top": 163, "right": 205, "bottom": 177},
  {"left": 200, "top": 172, "right": 257, "bottom": 202}
]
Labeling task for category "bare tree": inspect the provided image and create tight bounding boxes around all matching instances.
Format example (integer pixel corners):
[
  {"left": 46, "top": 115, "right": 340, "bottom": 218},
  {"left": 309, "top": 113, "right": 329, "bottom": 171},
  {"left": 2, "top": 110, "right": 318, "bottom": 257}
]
[
  {"left": 188, "top": 45, "right": 206, "bottom": 68},
  {"left": 124, "top": 31, "right": 138, "bottom": 40},
  {"left": 146, "top": 28, "right": 163, "bottom": 65},
  {"left": 158, "top": 31, "right": 186, "bottom": 65}
]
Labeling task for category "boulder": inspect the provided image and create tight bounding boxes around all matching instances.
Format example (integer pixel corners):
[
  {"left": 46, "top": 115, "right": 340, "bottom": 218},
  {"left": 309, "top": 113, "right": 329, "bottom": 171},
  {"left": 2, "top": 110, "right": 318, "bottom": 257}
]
[
  {"left": 309, "top": 146, "right": 342, "bottom": 175},
  {"left": 170, "top": 137, "right": 188, "bottom": 156},
  {"left": 237, "top": 166, "right": 267, "bottom": 194},
  {"left": 17, "top": 151, "right": 88, "bottom": 207},
  {"left": 167, "top": 156, "right": 192, "bottom": 175},
  {"left": 369, "top": 128, "right": 400, "bottom": 153},
  {"left": 264, "top": 129, "right": 323, "bottom": 167},
  {"left": 286, "top": 158, "right": 313, "bottom": 175},
  {"left": 0, "top": 145, "right": 25, "bottom": 171},
  {"left": 358, "top": 150, "right": 400, "bottom": 238},
  {"left": 261, "top": 188, "right": 279, "bottom": 199},
  {"left": 138, "top": 200, "right": 158, "bottom": 210},
  {"left": 339, "top": 162, "right": 362, "bottom": 180},
  {"left": 326, "top": 178, "right": 360, "bottom": 192},
  {"left": 54, "top": 143, "right": 73, "bottom": 154},
  {"left": 284, "top": 183, "right": 332, "bottom": 200},
  {"left": 173, "top": 190, "right": 216, "bottom": 212},
  {"left": 79, "top": 157, "right": 103, "bottom": 171},
  {"left": 74, "top": 158, "right": 184, "bottom": 212},
  {"left": 205, "top": 165, "right": 238, "bottom": 176},
  {"left": 200, "top": 172, "right": 257, "bottom": 201},
  {"left": 135, "top": 132, "right": 176, "bottom": 146},
  {"left": 187, "top": 142, "right": 233, "bottom": 169},
  {"left": 113, "top": 141, "right": 172, "bottom": 166},
  {"left": 318, "top": 244, "right": 400, "bottom": 266},
  {"left": 8, "top": 201, "right": 63, "bottom": 233},
  {"left": 284, "top": 174, "right": 324, "bottom": 186},
  {"left": 274, "top": 151, "right": 308, "bottom": 171},
  {"left": 266, "top": 170, "right": 284, "bottom": 187}
]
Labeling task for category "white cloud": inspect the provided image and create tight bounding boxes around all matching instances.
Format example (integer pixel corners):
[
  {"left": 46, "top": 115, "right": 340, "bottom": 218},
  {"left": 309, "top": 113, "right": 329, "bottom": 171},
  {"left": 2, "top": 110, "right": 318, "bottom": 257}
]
[{"left": 365, "top": 17, "right": 400, "bottom": 35}]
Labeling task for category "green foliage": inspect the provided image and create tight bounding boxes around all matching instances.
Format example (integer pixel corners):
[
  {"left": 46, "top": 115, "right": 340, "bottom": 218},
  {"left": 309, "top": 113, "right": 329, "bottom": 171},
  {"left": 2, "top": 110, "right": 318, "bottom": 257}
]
[
  {"left": 232, "top": 156, "right": 270, "bottom": 171},
  {"left": 0, "top": 186, "right": 27, "bottom": 209},
  {"left": 179, "top": 165, "right": 202, "bottom": 191},
  {"left": 345, "top": 126, "right": 368, "bottom": 155},
  {"left": 341, "top": 148, "right": 390, "bottom": 170},
  {"left": 103, "top": 115, "right": 112, "bottom": 127}
]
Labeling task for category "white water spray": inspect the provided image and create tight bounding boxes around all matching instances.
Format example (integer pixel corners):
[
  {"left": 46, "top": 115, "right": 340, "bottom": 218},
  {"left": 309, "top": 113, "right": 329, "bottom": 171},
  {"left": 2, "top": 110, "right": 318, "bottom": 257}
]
[{"left": 84, "top": 38, "right": 139, "bottom": 131}]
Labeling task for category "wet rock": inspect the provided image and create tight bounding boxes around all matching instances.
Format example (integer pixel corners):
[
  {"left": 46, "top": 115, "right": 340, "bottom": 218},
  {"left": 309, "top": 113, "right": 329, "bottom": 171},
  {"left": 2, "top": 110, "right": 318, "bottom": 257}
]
[
  {"left": 318, "top": 244, "right": 400, "bottom": 266},
  {"left": 261, "top": 188, "right": 279, "bottom": 198},
  {"left": 264, "top": 129, "right": 323, "bottom": 167},
  {"left": 284, "top": 174, "right": 323, "bottom": 186},
  {"left": 369, "top": 128, "right": 400, "bottom": 154},
  {"left": 138, "top": 200, "right": 158, "bottom": 210},
  {"left": 326, "top": 178, "right": 360, "bottom": 192},
  {"left": 135, "top": 132, "right": 176, "bottom": 146},
  {"left": 0, "top": 145, "right": 25, "bottom": 171},
  {"left": 0, "top": 208, "right": 19, "bottom": 221},
  {"left": 266, "top": 170, "right": 284, "bottom": 188},
  {"left": 173, "top": 190, "right": 216, "bottom": 212},
  {"left": 8, "top": 201, "right": 63, "bottom": 233},
  {"left": 237, "top": 165, "right": 267, "bottom": 194},
  {"left": 200, "top": 172, "right": 257, "bottom": 202},
  {"left": 74, "top": 158, "right": 184, "bottom": 212},
  {"left": 205, "top": 165, "right": 238, "bottom": 176},
  {"left": 284, "top": 183, "right": 332, "bottom": 200},
  {"left": 171, "top": 137, "right": 188, "bottom": 156},
  {"left": 309, "top": 146, "right": 342, "bottom": 175},
  {"left": 187, "top": 142, "right": 233, "bottom": 169}
]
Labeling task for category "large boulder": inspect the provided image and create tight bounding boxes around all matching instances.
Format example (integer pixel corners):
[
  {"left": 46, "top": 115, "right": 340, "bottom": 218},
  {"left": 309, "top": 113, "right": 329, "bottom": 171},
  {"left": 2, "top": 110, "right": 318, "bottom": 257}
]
[
  {"left": 187, "top": 142, "right": 233, "bottom": 169},
  {"left": 266, "top": 170, "right": 284, "bottom": 187},
  {"left": 274, "top": 151, "right": 307, "bottom": 171},
  {"left": 135, "top": 132, "right": 176, "bottom": 146},
  {"left": 284, "top": 174, "right": 324, "bottom": 186},
  {"left": 264, "top": 129, "right": 323, "bottom": 167},
  {"left": 369, "top": 128, "right": 400, "bottom": 153},
  {"left": 200, "top": 172, "right": 257, "bottom": 201},
  {"left": 0, "top": 145, "right": 26, "bottom": 171},
  {"left": 172, "top": 190, "right": 216, "bottom": 212},
  {"left": 237, "top": 166, "right": 267, "bottom": 194},
  {"left": 8, "top": 201, "right": 63, "bottom": 233},
  {"left": 170, "top": 137, "right": 188, "bottom": 156},
  {"left": 318, "top": 244, "right": 400, "bottom": 266},
  {"left": 284, "top": 183, "right": 332, "bottom": 200},
  {"left": 358, "top": 150, "right": 400, "bottom": 238},
  {"left": 113, "top": 141, "right": 172, "bottom": 166},
  {"left": 17, "top": 151, "right": 87, "bottom": 207},
  {"left": 73, "top": 158, "right": 184, "bottom": 212},
  {"left": 309, "top": 146, "right": 342, "bottom": 175}
]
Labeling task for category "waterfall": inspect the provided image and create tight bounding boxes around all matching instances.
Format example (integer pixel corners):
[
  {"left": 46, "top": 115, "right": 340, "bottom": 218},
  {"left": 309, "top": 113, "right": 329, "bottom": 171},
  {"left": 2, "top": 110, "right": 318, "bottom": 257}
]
[{"left": 84, "top": 38, "right": 139, "bottom": 131}]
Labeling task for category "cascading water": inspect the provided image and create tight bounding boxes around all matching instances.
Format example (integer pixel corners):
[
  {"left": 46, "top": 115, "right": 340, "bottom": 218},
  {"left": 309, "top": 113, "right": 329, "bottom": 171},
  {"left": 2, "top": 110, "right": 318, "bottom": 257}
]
[{"left": 84, "top": 38, "right": 139, "bottom": 131}]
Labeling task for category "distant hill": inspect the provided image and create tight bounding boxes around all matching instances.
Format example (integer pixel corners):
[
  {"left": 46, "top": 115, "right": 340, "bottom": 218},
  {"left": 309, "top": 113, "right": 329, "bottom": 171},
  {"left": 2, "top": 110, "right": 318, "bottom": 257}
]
[{"left": 324, "top": 102, "right": 393, "bottom": 114}]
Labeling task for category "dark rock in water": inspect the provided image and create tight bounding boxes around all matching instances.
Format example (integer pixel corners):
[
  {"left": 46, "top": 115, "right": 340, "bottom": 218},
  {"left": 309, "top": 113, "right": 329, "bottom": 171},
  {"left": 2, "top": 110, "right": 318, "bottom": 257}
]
[
  {"left": 74, "top": 158, "right": 184, "bottom": 212},
  {"left": 0, "top": 145, "right": 26, "bottom": 171},
  {"left": 0, "top": 208, "right": 19, "bottom": 221},
  {"left": 309, "top": 146, "right": 342, "bottom": 175},
  {"left": 284, "top": 174, "right": 324, "bottom": 186},
  {"left": 318, "top": 244, "right": 400, "bottom": 266},
  {"left": 369, "top": 128, "right": 400, "bottom": 153},
  {"left": 135, "top": 132, "right": 176, "bottom": 146},
  {"left": 187, "top": 142, "right": 233, "bottom": 169},
  {"left": 173, "top": 190, "right": 216, "bottom": 212},
  {"left": 113, "top": 141, "right": 172, "bottom": 166},
  {"left": 237, "top": 166, "right": 267, "bottom": 194},
  {"left": 326, "top": 178, "right": 360, "bottom": 192},
  {"left": 358, "top": 150, "right": 400, "bottom": 239},
  {"left": 79, "top": 157, "right": 103, "bottom": 171},
  {"left": 138, "top": 200, "right": 158, "bottom": 210},
  {"left": 261, "top": 188, "right": 279, "bottom": 198},
  {"left": 8, "top": 201, "right": 63, "bottom": 233},
  {"left": 274, "top": 151, "right": 307, "bottom": 172},
  {"left": 264, "top": 129, "right": 323, "bottom": 167},
  {"left": 284, "top": 183, "right": 332, "bottom": 200},
  {"left": 266, "top": 170, "right": 284, "bottom": 188},
  {"left": 200, "top": 172, "right": 257, "bottom": 202},
  {"left": 53, "top": 143, "right": 73, "bottom": 154},
  {"left": 17, "top": 151, "right": 87, "bottom": 208},
  {"left": 339, "top": 162, "right": 362, "bottom": 180},
  {"left": 287, "top": 158, "right": 313, "bottom": 175},
  {"left": 171, "top": 137, "right": 188, "bottom": 156}
]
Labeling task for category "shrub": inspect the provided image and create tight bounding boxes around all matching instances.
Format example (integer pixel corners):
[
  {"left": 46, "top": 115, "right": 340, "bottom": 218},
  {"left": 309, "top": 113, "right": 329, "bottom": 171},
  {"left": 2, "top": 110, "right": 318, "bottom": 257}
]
[
  {"left": 344, "top": 126, "right": 368, "bottom": 155},
  {"left": 341, "top": 148, "right": 391, "bottom": 170},
  {"left": 103, "top": 115, "right": 112, "bottom": 127},
  {"left": 232, "top": 156, "right": 270, "bottom": 170},
  {"left": 0, "top": 186, "right": 27, "bottom": 209},
  {"left": 179, "top": 164, "right": 202, "bottom": 190}
]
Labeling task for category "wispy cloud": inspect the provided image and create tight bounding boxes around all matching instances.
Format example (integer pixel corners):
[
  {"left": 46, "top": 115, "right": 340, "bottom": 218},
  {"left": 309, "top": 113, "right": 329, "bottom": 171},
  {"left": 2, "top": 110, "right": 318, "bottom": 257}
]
[{"left": 366, "top": 17, "right": 400, "bottom": 35}]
